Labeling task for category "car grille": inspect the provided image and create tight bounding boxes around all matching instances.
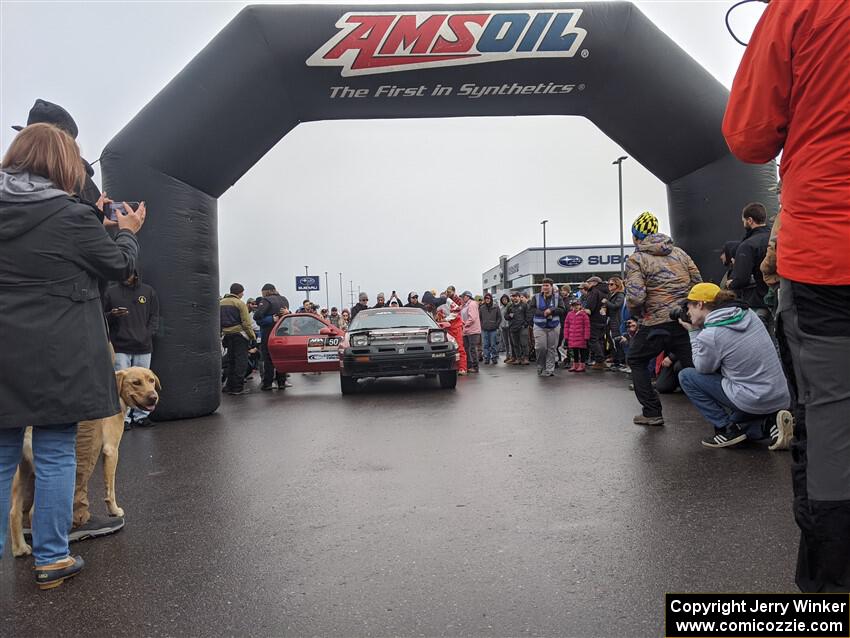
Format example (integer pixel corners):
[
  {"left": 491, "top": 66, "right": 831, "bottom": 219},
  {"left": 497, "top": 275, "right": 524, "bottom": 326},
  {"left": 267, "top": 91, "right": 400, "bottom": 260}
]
[{"left": 366, "top": 329, "right": 429, "bottom": 353}]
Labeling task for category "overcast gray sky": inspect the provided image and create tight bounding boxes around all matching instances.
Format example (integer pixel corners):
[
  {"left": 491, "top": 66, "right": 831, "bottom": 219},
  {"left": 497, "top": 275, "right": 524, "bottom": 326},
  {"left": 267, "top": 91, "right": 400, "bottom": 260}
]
[{"left": 1, "top": 0, "right": 764, "bottom": 306}]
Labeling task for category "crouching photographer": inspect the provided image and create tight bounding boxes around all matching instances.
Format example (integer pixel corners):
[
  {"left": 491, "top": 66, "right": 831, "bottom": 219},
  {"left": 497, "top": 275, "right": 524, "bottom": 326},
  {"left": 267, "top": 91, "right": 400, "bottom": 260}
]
[{"left": 675, "top": 283, "right": 793, "bottom": 449}]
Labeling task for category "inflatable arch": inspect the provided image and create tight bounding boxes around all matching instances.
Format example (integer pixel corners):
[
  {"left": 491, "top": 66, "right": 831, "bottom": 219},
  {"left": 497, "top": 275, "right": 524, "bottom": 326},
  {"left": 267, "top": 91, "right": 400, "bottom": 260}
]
[{"left": 103, "top": 2, "right": 777, "bottom": 420}]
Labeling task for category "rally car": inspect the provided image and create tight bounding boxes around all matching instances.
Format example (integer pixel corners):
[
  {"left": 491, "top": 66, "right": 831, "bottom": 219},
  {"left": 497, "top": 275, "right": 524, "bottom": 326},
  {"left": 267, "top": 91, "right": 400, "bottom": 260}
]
[
  {"left": 338, "top": 307, "right": 458, "bottom": 394},
  {"left": 266, "top": 312, "right": 345, "bottom": 374}
]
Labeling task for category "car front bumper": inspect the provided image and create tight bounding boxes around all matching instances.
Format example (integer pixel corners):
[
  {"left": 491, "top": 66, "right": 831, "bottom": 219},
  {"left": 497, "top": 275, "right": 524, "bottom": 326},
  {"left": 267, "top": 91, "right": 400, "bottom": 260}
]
[{"left": 341, "top": 350, "right": 457, "bottom": 378}]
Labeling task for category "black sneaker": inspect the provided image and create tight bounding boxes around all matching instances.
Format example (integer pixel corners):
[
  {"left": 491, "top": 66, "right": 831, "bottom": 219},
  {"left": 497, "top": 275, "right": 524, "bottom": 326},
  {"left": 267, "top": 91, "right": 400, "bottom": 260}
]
[
  {"left": 69, "top": 515, "right": 125, "bottom": 543},
  {"left": 228, "top": 387, "right": 251, "bottom": 395},
  {"left": 633, "top": 414, "right": 664, "bottom": 426},
  {"left": 769, "top": 410, "right": 794, "bottom": 451},
  {"left": 702, "top": 424, "right": 748, "bottom": 449},
  {"left": 260, "top": 384, "right": 274, "bottom": 392}
]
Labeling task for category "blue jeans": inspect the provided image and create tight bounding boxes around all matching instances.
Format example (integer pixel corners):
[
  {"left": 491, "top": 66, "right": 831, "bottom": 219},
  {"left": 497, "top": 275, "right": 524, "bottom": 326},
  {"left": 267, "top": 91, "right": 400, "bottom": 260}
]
[
  {"left": 482, "top": 330, "right": 499, "bottom": 362},
  {"left": 677, "top": 368, "right": 765, "bottom": 438},
  {"left": 114, "top": 352, "right": 152, "bottom": 421},
  {"left": 0, "top": 424, "right": 77, "bottom": 565}
]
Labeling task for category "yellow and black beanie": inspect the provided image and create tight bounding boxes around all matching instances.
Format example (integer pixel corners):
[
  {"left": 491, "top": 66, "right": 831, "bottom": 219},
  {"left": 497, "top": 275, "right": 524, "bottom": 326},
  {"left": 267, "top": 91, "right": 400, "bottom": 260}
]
[{"left": 631, "top": 211, "right": 659, "bottom": 239}]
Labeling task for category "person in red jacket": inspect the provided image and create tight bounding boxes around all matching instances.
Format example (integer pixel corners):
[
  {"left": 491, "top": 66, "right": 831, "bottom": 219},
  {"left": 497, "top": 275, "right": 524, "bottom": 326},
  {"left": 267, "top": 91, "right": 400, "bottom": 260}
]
[
  {"left": 723, "top": 0, "right": 850, "bottom": 592},
  {"left": 563, "top": 300, "right": 590, "bottom": 372},
  {"left": 436, "top": 296, "right": 467, "bottom": 375}
]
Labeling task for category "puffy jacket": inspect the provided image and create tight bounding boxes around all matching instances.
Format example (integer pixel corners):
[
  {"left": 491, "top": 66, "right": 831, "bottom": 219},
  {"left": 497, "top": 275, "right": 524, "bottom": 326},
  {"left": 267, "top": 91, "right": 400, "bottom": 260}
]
[
  {"left": 722, "top": 0, "right": 850, "bottom": 285},
  {"left": 479, "top": 301, "right": 501, "bottom": 331},
  {"left": 563, "top": 310, "right": 590, "bottom": 348},
  {"left": 625, "top": 233, "right": 702, "bottom": 326},
  {"left": 729, "top": 225, "right": 770, "bottom": 310},
  {"left": 688, "top": 304, "right": 789, "bottom": 415}
]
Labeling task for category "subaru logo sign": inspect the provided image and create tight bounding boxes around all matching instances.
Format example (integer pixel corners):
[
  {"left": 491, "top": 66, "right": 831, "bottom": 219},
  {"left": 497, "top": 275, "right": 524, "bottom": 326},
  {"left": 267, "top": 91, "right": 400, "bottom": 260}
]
[{"left": 558, "top": 255, "right": 583, "bottom": 268}]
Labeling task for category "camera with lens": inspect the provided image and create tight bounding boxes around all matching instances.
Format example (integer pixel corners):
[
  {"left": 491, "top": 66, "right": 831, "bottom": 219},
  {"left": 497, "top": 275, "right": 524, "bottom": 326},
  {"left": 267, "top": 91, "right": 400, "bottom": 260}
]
[{"left": 669, "top": 299, "right": 691, "bottom": 323}]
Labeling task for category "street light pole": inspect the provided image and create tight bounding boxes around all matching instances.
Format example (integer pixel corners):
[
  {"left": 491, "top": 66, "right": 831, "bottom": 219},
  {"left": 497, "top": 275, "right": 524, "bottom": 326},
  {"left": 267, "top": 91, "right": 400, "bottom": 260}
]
[
  {"left": 613, "top": 156, "right": 628, "bottom": 280},
  {"left": 541, "top": 219, "right": 549, "bottom": 281},
  {"left": 305, "top": 266, "right": 310, "bottom": 302}
]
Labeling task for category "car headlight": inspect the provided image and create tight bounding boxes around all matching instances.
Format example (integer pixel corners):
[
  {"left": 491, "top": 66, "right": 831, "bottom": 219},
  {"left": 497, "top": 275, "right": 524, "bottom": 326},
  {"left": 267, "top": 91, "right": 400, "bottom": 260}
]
[
  {"left": 351, "top": 333, "right": 369, "bottom": 347},
  {"left": 429, "top": 330, "right": 447, "bottom": 343}
]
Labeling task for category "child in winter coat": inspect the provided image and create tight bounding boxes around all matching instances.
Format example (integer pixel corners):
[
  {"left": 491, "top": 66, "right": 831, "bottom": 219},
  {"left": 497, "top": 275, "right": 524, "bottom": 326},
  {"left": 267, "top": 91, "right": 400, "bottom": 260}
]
[{"left": 563, "top": 300, "right": 591, "bottom": 372}]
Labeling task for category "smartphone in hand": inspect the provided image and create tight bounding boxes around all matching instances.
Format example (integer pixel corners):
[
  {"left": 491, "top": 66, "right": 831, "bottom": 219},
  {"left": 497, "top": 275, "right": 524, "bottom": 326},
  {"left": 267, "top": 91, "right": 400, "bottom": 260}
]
[{"left": 105, "top": 201, "right": 140, "bottom": 222}]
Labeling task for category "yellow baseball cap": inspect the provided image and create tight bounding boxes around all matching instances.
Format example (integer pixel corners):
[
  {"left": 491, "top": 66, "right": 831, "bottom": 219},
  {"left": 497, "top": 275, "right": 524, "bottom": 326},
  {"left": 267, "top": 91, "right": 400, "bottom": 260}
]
[{"left": 687, "top": 282, "right": 721, "bottom": 302}]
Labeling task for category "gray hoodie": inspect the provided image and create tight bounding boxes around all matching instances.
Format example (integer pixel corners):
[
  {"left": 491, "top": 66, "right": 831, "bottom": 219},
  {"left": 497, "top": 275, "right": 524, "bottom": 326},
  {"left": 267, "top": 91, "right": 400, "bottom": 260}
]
[
  {"left": 689, "top": 305, "right": 790, "bottom": 415},
  {"left": 0, "top": 170, "right": 67, "bottom": 204}
]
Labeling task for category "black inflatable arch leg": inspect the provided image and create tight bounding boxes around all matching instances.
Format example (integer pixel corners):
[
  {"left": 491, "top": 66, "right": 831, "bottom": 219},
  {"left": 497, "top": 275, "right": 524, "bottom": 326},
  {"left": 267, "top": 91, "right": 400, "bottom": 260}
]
[
  {"left": 667, "top": 154, "right": 778, "bottom": 283},
  {"left": 103, "top": 158, "right": 220, "bottom": 421}
]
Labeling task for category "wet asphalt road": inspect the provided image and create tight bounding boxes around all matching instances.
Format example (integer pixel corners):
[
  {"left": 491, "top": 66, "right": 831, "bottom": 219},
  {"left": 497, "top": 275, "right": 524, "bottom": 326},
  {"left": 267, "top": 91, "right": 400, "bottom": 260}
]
[{"left": 2, "top": 364, "right": 797, "bottom": 637}]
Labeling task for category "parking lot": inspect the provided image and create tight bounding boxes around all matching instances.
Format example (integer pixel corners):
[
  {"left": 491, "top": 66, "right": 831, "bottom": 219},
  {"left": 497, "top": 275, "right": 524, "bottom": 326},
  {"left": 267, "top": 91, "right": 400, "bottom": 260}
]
[{"left": 2, "top": 367, "right": 796, "bottom": 637}]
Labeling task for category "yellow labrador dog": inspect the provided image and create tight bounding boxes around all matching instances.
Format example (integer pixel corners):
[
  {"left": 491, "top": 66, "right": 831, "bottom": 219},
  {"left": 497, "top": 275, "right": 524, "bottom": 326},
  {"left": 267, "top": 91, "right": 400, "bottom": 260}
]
[{"left": 9, "top": 367, "right": 160, "bottom": 557}]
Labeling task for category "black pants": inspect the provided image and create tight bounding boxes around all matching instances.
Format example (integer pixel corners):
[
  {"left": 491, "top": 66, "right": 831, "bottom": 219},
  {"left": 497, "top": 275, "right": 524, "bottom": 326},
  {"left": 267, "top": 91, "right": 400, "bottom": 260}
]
[
  {"left": 626, "top": 321, "right": 693, "bottom": 417},
  {"left": 589, "top": 321, "right": 607, "bottom": 362},
  {"left": 510, "top": 329, "right": 528, "bottom": 359},
  {"left": 463, "top": 334, "right": 481, "bottom": 371},
  {"left": 260, "top": 333, "right": 285, "bottom": 388},
  {"left": 610, "top": 329, "right": 625, "bottom": 365},
  {"left": 655, "top": 361, "right": 683, "bottom": 394},
  {"left": 571, "top": 348, "right": 587, "bottom": 363},
  {"left": 222, "top": 334, "right": 249, "bottom": 391}
]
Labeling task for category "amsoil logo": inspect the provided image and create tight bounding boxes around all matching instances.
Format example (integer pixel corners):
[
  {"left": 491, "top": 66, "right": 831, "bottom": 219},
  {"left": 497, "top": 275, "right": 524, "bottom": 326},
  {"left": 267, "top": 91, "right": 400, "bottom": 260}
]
[{"left": 307, "top": 10, "right": 588, "bottom": 77}]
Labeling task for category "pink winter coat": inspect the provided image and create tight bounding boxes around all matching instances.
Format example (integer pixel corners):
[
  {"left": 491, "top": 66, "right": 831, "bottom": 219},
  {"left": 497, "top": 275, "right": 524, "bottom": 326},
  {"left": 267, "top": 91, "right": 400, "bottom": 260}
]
[{"left": 563, "top": 310, "right": 590, "bottom": 348}]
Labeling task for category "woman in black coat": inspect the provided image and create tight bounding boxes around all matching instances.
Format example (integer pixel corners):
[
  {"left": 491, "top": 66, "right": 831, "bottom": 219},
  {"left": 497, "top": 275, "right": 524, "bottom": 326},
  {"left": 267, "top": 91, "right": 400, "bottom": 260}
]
[
  {"left": 0, "top": 123, "right": 145, "bottom": 589},
  {"left": 604, "top": 277, "right": 627, "bottom": 367}
]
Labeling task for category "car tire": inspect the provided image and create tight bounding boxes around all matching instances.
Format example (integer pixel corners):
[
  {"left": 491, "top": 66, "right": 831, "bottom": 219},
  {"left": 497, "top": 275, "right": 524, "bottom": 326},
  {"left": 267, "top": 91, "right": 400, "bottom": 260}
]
[
  {"left": 340, "top": 375, "right": 357, "bottom": 395},
  {"left": 438, "top": 371, "right": 457, "bottom": 390}
]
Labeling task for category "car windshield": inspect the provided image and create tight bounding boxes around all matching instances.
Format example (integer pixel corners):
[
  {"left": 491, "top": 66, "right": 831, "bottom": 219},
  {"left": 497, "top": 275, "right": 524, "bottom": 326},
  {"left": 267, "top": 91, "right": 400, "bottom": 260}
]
[
  {"left": 275, "top": 315, "right": 327, "bottom": 337},
  {"left": 349, "top": 309, "right": 437, "bottom": 331}
]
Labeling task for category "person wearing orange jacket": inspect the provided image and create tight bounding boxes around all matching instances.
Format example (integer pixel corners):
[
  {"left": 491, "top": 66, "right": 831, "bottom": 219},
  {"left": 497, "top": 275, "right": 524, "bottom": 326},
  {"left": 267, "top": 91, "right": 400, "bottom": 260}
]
[{"left": 723, "top": 0, "right": 850, "bottom": 592}]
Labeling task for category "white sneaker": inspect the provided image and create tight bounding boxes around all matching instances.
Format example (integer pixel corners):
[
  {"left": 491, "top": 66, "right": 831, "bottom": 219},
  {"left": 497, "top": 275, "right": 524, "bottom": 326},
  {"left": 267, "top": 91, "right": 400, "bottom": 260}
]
[{"left": 769, "top": 410, "right": 794, "bottom": 451}]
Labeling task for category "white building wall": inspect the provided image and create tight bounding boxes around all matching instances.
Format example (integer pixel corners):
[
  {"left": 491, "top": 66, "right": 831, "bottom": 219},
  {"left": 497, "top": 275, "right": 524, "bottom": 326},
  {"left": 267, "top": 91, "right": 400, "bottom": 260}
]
[{"left": 482, "top": 245, "right": 634, "bottom": 293}]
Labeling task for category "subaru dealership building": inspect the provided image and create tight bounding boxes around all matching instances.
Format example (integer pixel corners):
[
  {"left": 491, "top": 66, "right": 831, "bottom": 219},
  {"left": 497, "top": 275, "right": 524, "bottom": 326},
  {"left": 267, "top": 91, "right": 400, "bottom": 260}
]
[{"left": 482, "top": 244, "right": 634, "bottom": 296}]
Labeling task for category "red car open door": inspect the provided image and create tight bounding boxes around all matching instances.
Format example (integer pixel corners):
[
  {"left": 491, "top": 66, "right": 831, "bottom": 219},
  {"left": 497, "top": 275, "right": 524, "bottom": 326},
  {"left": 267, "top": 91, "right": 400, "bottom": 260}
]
[{"left": 267, "top": 313, "right": 343, "bottom": 374}]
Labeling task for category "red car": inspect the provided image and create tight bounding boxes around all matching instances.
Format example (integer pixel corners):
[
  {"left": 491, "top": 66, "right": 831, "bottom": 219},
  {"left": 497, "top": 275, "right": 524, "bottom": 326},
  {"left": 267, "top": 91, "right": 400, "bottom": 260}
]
[{"left": 267, "top": 312, "right": 345, "bottom": 374}]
